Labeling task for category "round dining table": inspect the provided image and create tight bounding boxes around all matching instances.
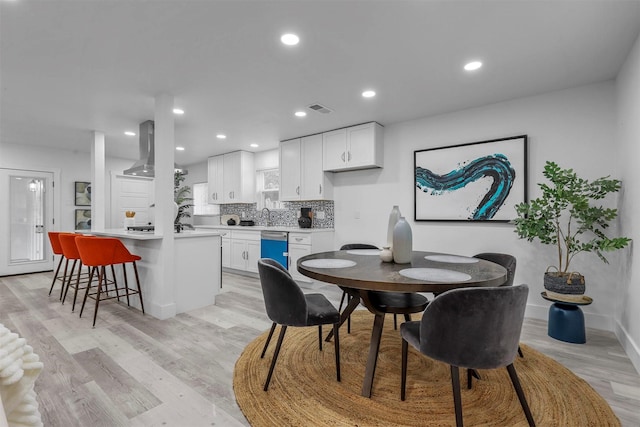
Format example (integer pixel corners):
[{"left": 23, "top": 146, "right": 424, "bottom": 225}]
[{"left": 297, "top": 250, "right": 507, "bottom": 398}]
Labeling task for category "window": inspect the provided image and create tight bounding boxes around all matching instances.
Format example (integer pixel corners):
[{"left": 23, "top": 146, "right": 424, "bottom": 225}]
[
  {"left": 192, "top": 182, "right": 219, "bottom": 215},
  {"left": 256, "top": 168, "right": 283, "bottom": 210}
]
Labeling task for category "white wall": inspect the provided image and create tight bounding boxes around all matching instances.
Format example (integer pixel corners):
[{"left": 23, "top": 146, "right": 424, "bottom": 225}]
[
  {"left": 0, "top": 142, "right": 132, "bottom": 231},
  {"left": 333, "top": 82, "right": 624, "bottom": 333},
  {"left": 616, "top": 31, "right": 640, "bottom": 373}
]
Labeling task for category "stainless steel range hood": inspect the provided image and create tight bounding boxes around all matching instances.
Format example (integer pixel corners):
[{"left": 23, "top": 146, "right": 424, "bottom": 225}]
[{"left": 123, "top": 120, "right": 187, "bottom": 177}]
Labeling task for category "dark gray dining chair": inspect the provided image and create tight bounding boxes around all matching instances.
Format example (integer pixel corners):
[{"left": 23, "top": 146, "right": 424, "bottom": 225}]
[
  {"left": 257, "top": 258, "right": 341, "bottom": 391},
  {"left": 400, "top": 284, "right": 535, "bottom": 427}
]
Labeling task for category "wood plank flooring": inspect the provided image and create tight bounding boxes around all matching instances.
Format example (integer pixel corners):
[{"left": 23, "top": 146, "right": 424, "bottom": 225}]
[{"left": 1, "top": 271, "right": 639, "bottom": 426}]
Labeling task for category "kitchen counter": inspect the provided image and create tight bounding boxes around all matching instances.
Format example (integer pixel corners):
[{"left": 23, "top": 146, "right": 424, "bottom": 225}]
[
  {"left": 196, "top": 225, "right": 334, "bottom": 233},
  {"left": 89, "top": 228, "right": 224, "bottom": 240}
]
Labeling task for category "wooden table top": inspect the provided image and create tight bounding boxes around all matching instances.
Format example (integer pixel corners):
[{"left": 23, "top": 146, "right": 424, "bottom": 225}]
[{"left": 297, "top": 250, "right": 507, "bottom": 292}]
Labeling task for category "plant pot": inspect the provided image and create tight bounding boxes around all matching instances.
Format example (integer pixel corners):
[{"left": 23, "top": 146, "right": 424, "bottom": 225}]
[{"left": 543, "top": 271, "right": 586, "bottom": 302}]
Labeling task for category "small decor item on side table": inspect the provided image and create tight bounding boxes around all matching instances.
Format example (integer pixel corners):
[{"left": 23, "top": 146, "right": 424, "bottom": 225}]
[
  {"left": 379, "top": 246, "right": 393, "bottom": 262},
  {"left": 392, "top": 216, "right": 412, "bottom": 263}
]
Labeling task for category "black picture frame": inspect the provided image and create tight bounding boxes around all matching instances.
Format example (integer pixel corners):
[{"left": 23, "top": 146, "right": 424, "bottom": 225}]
[
  {"left": 75, "top": 209, "right": 92, "bottom": 230},
  {"left": 414, "top": 135, "right": 528, "bottom": 222},
  {"left": 75, "top": 181, "right": 91, "bottom": 206}
]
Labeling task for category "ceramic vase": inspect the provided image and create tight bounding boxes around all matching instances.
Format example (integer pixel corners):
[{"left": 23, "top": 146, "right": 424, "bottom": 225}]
[
  {"left": 387, "top": 205, "right": 401, "bottom": 248},
  {"left": 379, "top": 246, "right": 393, "bottom": 262},
  {"left": 392, "top": 216, "right": 412, "bottom": 264}
]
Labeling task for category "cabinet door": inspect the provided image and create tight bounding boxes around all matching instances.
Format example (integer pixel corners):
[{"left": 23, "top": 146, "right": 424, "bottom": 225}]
[
  {"left": 322, "top": 128, "right": 347, "bottom": 171},
  {"left": 230, "top": 239, "right": 247, "bottom": 270},
  {"left": 221, "top": 237, "right": 231, "bottom": 268},
  {"left": 207, "top": 156, "right": 224, "bottom": 204},
  {"left": 288, "top": 243, "right": 312, "bottom": 282},
  {"left": 223, "top": 152, "right": 240, "bottom": 203},
  {"left": 347, "top": 123, "right": 376, "bottom": 168},
  {"left": 301, "top": 134, "right": 327, "bottom": 199},
  {"left": 245, "top": 240, "right": 261, "bottom": 273},
  {"left": 280, "top": 139, "right": 301, "bottom": 201}
]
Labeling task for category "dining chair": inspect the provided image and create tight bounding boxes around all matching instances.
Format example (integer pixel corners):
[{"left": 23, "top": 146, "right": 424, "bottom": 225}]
[
  {"left": 257, "top": 258, "right": 341, "bottom": 391},
  {"left": 400, "top": 284, "right": 535, "bottom": 427}
]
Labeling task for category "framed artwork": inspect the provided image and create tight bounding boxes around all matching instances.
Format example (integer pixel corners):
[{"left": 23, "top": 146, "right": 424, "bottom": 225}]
[
  {"left": 75, "top": 181, "right": 91, "bottom": 206},
  {"left": 75, "top": 209, "right": 92, "bottom": 230},
  {"left": 414, "top": 135, "right": 527, "bottom": 222}
]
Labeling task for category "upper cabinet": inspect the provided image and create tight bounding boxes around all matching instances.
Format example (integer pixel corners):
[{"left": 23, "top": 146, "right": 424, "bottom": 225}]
[
  {"left": 323, "top": 122, "right": 384, "bottom": 172},
  {"left": 280, "top": 134, "right": 333, "bottom": 201},
  {"left": 207, "top": 151, "right": 255, "bottom": 204}
]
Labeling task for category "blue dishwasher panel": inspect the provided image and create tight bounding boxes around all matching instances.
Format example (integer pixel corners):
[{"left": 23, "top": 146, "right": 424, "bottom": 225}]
[{"left": 260, "top": 232, "right": 289, "bottom": 269}]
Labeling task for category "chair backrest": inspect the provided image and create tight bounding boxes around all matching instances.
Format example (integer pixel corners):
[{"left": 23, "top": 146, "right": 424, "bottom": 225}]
[
  {"left": 257, "top": 258, "right": 308, "bottom": 326},
  {"left": 419, "top": 284, "right": 529, "bottom": 370},
  {"left": 474, "top": 253, "right": 516, "bottom": 287},
  {"left": 75, "top": 236, "right": 117, "bottom": 267},
  {"left": 58, "top": 233, "right": 82, "bottom": 260},
  {"left": 48, "top": 232, "right": 70, "bottom": 255},
  {"left": 340, "top": 243, "right": 379, "bottom": 250}
]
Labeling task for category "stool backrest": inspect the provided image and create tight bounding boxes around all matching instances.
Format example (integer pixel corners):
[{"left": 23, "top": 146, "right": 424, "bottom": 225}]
[
  {"left": 48, "top": 232, "right": 70, "bottom": 255},
  {"left": 75, "top": 236, "right": 118, "bottom": 267},
  {"left": 58, "top": 233, "right": 83, "bottom": 260}
]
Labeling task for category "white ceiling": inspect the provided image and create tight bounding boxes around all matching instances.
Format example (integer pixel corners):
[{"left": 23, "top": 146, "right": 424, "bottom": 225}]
[{"left": 2, "top": 0, "right": 639, "bottom": 165}]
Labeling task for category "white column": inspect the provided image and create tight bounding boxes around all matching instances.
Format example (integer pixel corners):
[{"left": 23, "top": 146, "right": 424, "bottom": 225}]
[
  {"left": 152, "top": 93, "right": 177, "bottom": 318},
  {"left": 91, "top": 131, "right": 106, "bottom": 229}
]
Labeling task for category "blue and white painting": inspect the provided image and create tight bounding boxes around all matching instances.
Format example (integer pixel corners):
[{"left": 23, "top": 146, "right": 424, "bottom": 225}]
[{"left": 414, "top": 136, "right": 527, "bottom": 222}]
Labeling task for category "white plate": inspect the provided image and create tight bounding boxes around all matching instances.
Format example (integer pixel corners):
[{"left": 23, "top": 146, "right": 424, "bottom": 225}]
[
  {"left": 301, "top": 259, "right": 357, "bottom": 269},
  {"left": 399, "top": 268, "right": 471, "bottom": 282},
  {"left": 424, "top": 255, "right": 479, "bottom": 264},
  {"left": 346, "top": 249, "right": 381, "bottom": 256}
]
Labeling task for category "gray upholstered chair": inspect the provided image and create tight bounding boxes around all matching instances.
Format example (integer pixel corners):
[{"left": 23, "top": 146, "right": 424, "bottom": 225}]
[
  {"left": 400, "top": 284, "right": 535, "bottom": 427},
  {"left": 257, "top": 258, "right": 341, "bottom": 391},
  {"left": 339, "top": 244, "right": 429, "bottom": 331}
]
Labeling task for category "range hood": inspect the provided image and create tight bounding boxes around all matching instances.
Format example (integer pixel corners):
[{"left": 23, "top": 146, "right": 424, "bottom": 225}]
[{"left": 123, "top": 120, "right": 187, "bottom": 177}]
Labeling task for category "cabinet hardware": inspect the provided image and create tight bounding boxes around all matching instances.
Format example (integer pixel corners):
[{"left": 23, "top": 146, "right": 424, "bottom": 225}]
[
  {"left": 319, "top": 184, "right": 322, "bottom": 194},
  {"left": 296, "top": 186, "right": 300, "bottom": 195},
  {"left": 295, "top": 237, "right": 303, "bottom": 242},
  {"left": 341, "top": 152, "right": 345, "bottom": 162},
  {"left": 348, "top": 151, "right": 351, "bottom": 161}
]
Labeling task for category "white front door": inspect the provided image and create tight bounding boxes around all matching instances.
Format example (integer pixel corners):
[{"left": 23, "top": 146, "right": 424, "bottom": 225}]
[{"left": 0, "top": 169, "right": 54, "bottom": 276}]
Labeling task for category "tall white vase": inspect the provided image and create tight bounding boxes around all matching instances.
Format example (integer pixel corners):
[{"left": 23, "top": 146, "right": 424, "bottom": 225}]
[
  {"left": 387, "top": 205, "right": 401, "bottom": 248},
  {"left": 392, "top": 216, "right": 412, "bottom": 264}
]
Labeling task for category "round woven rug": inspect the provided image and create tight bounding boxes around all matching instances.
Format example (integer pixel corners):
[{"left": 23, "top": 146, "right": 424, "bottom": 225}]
[{"left": 234, "top": 311, "right": 619, "bottom": 426}]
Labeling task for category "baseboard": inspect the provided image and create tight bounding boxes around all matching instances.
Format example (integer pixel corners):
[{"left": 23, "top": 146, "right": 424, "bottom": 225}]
[{"left": 614, "top": 321, "right": 640, "bottom": 375}]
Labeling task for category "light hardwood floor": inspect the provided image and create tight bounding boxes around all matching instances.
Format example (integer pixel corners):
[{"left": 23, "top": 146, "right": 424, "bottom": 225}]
[{"left": 1, "top": 271, "right": 639, "bottom": 426}]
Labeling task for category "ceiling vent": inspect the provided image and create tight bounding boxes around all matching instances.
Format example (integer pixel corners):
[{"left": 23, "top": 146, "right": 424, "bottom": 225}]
[{"left": 307, "top": 103, "right": 333, "bottom": 114}]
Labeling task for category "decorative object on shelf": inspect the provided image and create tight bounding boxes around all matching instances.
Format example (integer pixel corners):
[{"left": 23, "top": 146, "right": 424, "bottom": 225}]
[
  {"left": 74, "top": 181, "right": 91, "bottom": 206},
  {"left": 392, "top": 216, "right": 412, "bottom": 264},
  {"left": 386, "top": 205, "right": 401, "bottom": 248},
  {"left": 414, "top": 135, "right": 527, "bottom": 222},
  {"left": 74, "top": 209, "right": 91, "bottom": 230},
  {"left": 379, "top": 246, "right": 393, "bottom": 262},
  {"left": 514, "top": 161, "right": 631, "bottom": 302},
  {"left": 227, "top": 218, "right": 237, "bottom": 226},
  {"left": 124, "top": 211, "right": 136, "bottom": 229}
]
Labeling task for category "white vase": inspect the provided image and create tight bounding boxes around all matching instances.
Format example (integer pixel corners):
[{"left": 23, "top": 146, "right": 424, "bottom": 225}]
[
  {"left": 379, "top": 246, "right": 393, "bottom": 262},
  {"left": 392, "top": 216, "right": 412, "bottom": 264},
  {"left": 387, "top": 205, "right": 401, "bottom": 249}
]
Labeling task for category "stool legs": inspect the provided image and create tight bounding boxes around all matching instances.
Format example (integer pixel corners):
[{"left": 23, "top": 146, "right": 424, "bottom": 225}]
[{"left": 48, "top": 256, "right": 65, "bottom": 296}]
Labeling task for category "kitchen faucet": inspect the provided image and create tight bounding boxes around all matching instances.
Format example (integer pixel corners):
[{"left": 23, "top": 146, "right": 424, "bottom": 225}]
[{"left": 261, "top": 207, "right": 271, "bottom": 226}]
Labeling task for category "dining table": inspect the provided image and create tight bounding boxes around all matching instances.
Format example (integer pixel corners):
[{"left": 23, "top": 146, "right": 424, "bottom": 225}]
[{"left": 297, "top": 249, "right": 507, "bottom": 398}]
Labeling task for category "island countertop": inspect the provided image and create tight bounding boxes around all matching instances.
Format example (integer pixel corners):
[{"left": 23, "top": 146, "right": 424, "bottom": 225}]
[{"left": 87, "top": 228, "right": 224, "bottom": 240}]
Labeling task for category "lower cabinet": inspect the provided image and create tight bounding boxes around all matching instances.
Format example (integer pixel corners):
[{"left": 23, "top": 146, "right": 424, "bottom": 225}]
[
  {"left": 288, "top": 231, "right": 334, "bottom": 282},
  {"left": 229, "top": 230, "right": 260, "bottom": 273},
  {"left": 221, "top": 237, "right": 231, "bottom": 268}
]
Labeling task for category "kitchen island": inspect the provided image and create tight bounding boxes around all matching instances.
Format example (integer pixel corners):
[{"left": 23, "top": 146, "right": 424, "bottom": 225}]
[{"left": 87, "top": 228, "right": 223, "bottom": 319}]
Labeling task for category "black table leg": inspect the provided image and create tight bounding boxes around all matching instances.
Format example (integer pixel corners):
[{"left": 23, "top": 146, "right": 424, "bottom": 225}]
[{"left": 361, "top": 312, "right": 385, "bottom": 397}]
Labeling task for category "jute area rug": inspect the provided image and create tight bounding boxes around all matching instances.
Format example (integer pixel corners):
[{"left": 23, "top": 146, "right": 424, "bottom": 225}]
[{"left": 234, "top": 311, "right": 619, "bottom": 426}]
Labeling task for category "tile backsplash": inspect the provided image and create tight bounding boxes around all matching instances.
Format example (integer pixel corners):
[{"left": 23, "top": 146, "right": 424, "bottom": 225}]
[{"left": 220, "top": 201, "right": 334, "bottom": 228}]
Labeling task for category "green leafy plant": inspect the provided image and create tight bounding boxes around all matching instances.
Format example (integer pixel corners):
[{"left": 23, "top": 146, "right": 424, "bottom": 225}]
[
  {"left": 514, "top": 161, "right": 630, "bottom": 275},
  {"left": 174, "top": 170, "right": 193, "bottom": 225}
]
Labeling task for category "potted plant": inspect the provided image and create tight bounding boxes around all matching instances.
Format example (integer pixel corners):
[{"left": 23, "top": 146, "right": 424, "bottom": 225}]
[
  {"left": 513, "top": 161, "right": 631, "bottom": 301},
  {"left": 174, "top": 170, "right": 193, "bottom": 227}
]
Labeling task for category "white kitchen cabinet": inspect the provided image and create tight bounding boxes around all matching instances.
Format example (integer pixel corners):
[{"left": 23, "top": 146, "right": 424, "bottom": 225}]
[
  {"left": 287, "top": 231, "right": 334, "bottom": 282},
  {"left": 207, "top": 155, "right": 224, "bottom": 203},
  {"left": 207, "top": 151, "right": 255, "bottom": 204},
  {"left": 280, "top": 134, "right": 333, "bottom": 201},
  {"left": 229, "top": 230, "right": 260, "bottom": 273},
  {"left": 221, "top": 236, "right": 231, "bottom": 268},
  {"left": 322, "top": 122, "right": 384, "bottom": 172}
]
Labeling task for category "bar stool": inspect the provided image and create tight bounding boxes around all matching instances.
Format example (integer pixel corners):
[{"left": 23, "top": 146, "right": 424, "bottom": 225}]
[
  {"left": 76, "top": 236, "right": 145, "bottom": 327},
  {"left": 57, "top": 234, "right": 100, "bottom": 311},
  {"left": 47, "top": 232, "right": 71, "bottom": 299}
]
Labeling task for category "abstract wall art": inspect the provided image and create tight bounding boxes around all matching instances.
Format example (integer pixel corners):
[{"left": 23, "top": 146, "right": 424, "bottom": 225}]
[{"left": 414, "top": 135, "right": 527, "bottom": 222}]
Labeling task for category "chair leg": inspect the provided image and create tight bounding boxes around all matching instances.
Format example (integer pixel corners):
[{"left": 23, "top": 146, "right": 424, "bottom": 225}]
[
  {"left": 121, "top": 263, "right": 131, "bottom": 306},
  {"left": 58, "top": 258, "right": 70, "bottom": 300},
  {"left": 333, "top": 323, "right": 340, "bottom": 382},
  {"left": 451, "top": 366, "right": 464, "bottom": 427},
  {"left": 401, "top": 338, "right": 408, "bottom": 401},
  {"left": 132, "top": 261, "right": 145, "bottom": 314},
  {"left": 110, "top": 264, "right": 120, "bottom": 302},
  {"left": 518, "top": 345, "right": 524, "bottom": 358},
  {"left": 467, "top": 368, "right": 481, "bottom": 389},
  {"left": 79, "top": 266, "right": 96, "bottom": 318},
  {"left": 261, "top": 323, "right": 277, "bottom": 359},
  {"left": 91, "top": 266, "right": 106, "bottom": 327},
  {"left": 63, "top": 260, "right": 82, "bottom": 305},
  {"left": 264, "top": 325, "right": 287, "bottom": 391},
  {"left": 72, "top": 264, "right": 91, "bottom": 312},
  {"left": 394, "top": 314, "right": 398, "bottom": 330},
  {"left": 318, "top": 325, "right": 323, "bottom": 351},
  {"left": 347, "top": 295, "right": 351, "bottom": 334},
  {"left": 338, "top": 291, "right": 347, "bottom": 311},
  {"left": 61, "top": 259, "right": 77, "bottom": 303},
  {"left": 49, "top": 256, "right": 64, "bottom": 296},
  {"left": 506, "top": 364, "right": 535, "bottom": 426}
]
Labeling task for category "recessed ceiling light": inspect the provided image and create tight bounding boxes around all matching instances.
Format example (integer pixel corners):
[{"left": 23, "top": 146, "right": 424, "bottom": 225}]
[
  {"left": 362, "top": 90, "right": 376, "bottom": 98},
  {"left": 250, "top": 143, "right": 259, "bottom": 148},
  {"left": 281, "top": 33, "right": 299, "bottom": 46},
  {"left": 176, "top": 146, "right": 185, "bottom": 151},
  {"left": 464, "top": 61, "right": 483, "bottom": 71},
  {"left": 124, "top": 131, "right": 136, "bottom": 136},
  {"left": 295, "top": 111, "right": 307, "bottom": 117},
  {"left": 216, "top": 134, "right": 227, "bottom": 139},
  {"left": 173, "top": 108, "right": 185, "bottom": 115}
]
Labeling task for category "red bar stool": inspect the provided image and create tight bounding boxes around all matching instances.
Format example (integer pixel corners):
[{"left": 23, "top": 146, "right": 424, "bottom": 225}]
[
  {"left": 57, "top": 234, "right": 100, "bottom": 311},
  {"left": 76, "top": 236, "right": 145, "bottom": 327},
  {"left": 47, "top": 232, "right": 72, "bottom": 299}
]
